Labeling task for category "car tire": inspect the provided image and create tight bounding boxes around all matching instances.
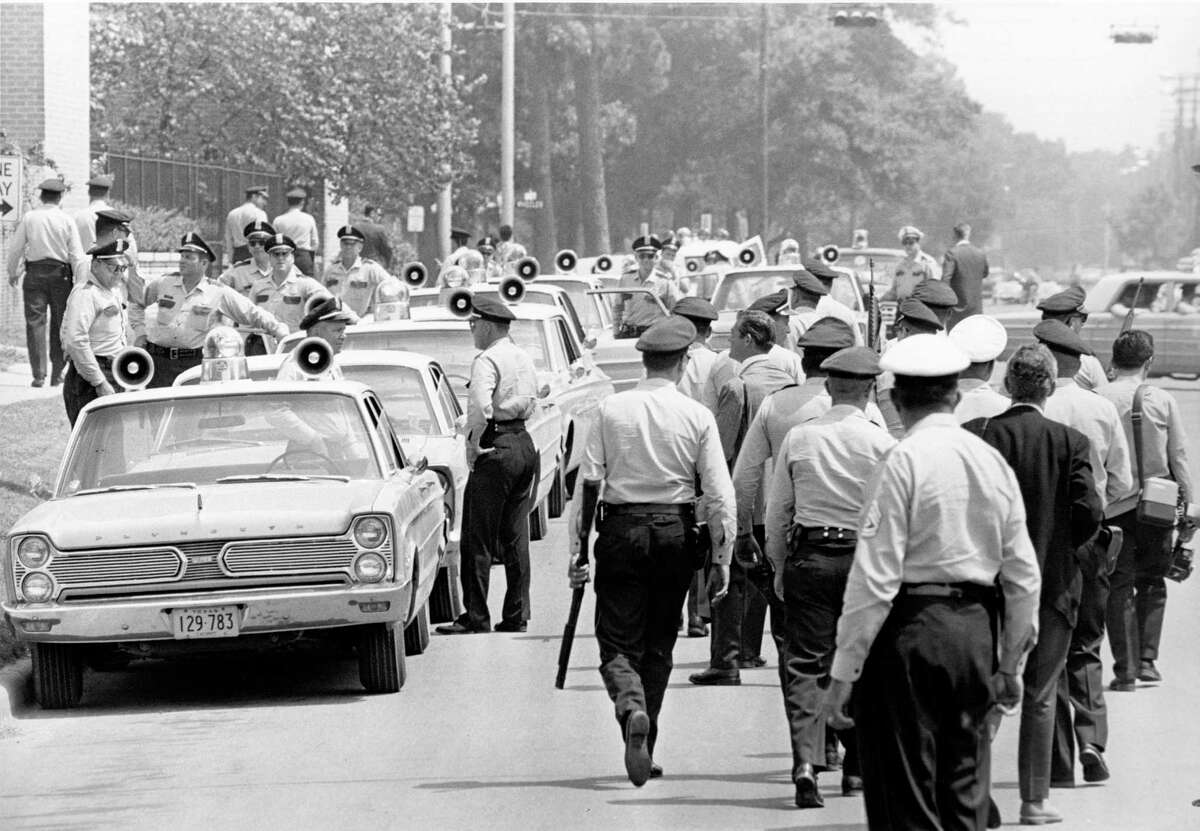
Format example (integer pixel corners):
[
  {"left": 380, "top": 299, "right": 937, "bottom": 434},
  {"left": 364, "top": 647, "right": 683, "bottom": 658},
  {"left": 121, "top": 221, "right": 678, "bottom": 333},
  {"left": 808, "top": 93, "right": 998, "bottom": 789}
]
[
  {"left": 429, "top": 565, "right": 456, "bottom": 624},
  {"left": 547, "top": 468, "right": 566, "bottom": 519},
  {"left": 529, "top": 496, "right": 549, "bottom": 542},
  {"left": 32, "top": 642, "right": 84, "bottom": 709},
  {"left": 403, "top": 603, "right": 431, "bottom": 656},
  {"left": 357, "top": 622, "right": 407, "bottom": 694}
]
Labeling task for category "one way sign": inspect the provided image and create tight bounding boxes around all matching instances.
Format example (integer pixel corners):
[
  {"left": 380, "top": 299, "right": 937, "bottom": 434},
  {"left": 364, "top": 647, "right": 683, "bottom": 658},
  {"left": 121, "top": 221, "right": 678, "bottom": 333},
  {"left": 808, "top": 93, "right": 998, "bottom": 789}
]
[{"left": 0, "top": 155, "right": 23, "bottom": 225}]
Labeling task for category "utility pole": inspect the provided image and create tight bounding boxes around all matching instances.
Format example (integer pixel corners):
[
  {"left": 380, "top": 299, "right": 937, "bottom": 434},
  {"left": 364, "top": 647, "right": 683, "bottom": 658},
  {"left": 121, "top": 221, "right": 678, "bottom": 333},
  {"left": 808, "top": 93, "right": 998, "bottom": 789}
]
[
  {"left": 758, "top": 4, "right": 769, "bottom": 237},
  {"left": 438, "top": 2, "right": 453, "bottom": 261},
  {"left": 501, "top": 2, "right": 515, "bottom": 230}
]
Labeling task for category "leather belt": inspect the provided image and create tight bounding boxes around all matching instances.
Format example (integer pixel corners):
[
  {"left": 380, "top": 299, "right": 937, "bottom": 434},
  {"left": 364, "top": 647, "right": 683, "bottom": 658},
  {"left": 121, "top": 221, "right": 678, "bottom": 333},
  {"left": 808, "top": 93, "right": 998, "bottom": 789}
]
[
  {"left": 146, "top": 342, "right": 203, "bottom": 360},
  {"left": 899, "top": 582, "right": 996, "bottom": 603},
  {"left": 602, "top": 502, "right": 693, "bottom": 518},
  {"left": 797, "top": 526, "right": 857, "bottom": 543}
]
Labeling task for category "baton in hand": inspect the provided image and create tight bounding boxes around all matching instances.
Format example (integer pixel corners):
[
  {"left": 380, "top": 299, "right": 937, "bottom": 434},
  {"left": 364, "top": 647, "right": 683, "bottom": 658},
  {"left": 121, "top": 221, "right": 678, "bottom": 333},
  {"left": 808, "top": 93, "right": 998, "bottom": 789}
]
[{"left": 555, "top": 539, "right": 588, "bottom": 690}]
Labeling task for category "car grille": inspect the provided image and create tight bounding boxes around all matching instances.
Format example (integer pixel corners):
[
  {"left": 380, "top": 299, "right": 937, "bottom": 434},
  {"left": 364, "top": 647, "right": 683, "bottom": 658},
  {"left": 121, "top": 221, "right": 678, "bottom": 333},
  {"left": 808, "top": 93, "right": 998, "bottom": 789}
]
[
  {"left": 223, "top": 538, "right": 360, "bottom": 575},
  {"left": 14, "top": 547, "right": 185, "bottom": 589}
]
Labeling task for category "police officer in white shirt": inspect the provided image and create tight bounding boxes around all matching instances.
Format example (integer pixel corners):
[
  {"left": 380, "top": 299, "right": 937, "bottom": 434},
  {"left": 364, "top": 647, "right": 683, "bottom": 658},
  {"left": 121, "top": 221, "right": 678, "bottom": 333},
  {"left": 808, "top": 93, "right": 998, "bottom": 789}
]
[
  {"left": 275, "top": 296, "right": 358, "bottom": 382},
  {"left": 1036, "top": 287, "right": 1107, "bottom": 391},
  {"left": 949, "top": 314, "right": 1010, "bottom": 423},
  {"left": 61, "top": 240, "right": 129, "bottom": 425},
  {"left": 273, "top": 187, "right": 320, "bottom": 276}
]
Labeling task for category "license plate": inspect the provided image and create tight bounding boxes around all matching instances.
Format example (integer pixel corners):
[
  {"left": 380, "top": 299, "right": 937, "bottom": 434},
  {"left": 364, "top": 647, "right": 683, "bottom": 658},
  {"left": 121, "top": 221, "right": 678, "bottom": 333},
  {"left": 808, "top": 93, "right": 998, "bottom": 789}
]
[{"left": 170, "top": 606, "right": 239, "bottom": 640}]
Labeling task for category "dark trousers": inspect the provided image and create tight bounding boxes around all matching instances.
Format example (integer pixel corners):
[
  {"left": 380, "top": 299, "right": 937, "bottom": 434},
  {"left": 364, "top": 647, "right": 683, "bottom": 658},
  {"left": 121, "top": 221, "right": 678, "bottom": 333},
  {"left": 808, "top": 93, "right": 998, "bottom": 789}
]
[
  {"left": 293, "top": 249, "right": 315, "bottom": 277},
  {"left": 855, "top": 594, "right": 994, "bottom": 831},
  {"left": 780, "top": 545, "right": 857, "bottom": 781},
  {"left": 22, "top": 260, "right": 72, "bottom": 382},
  {"left": 595, "top": 511, "right": 694, "bottom": 758},
  {"left": 709, "top": 525, "right": 784, "bottom": 669},
  {"left": 1052, "top": 540, "right": 1110, "bottom": 779},
  {"left": 146, "top": 351, "right": 201, "bottom": 389},
  {"left": 1107, "top": 509, "right": 1172, "bottom": 682},
  {"left": 458, "top": 430, "right": 537, "bottom": 630},
  {"left": 62, "top": 359, "right": 116, "bottom": 426},
  {"left": 1018, "top": 607, "right": 1074, "bottom": 802}
]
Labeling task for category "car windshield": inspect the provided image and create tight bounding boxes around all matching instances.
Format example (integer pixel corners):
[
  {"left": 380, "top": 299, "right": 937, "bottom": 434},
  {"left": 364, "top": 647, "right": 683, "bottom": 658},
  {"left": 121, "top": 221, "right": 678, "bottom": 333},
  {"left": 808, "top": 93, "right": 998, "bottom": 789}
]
[
  {"left": 342, "top": 366, "right": 441, "bottom": 436},
  {"left": 60, "top": 392, "right": 380, "bottom": 494},
  {"left": 711, "top": 270, "right": 861, "bottom": 313},
  {"left": 538, "top": 280, "right": 607, "bottom": 329},
  {"left": 841, "top": 251, "right": 904, "bottom": 287}
]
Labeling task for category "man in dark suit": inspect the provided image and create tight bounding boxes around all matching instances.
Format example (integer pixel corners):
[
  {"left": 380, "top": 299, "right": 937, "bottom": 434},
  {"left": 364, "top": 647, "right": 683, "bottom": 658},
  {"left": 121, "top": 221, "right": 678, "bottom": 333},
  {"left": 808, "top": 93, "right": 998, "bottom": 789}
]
[
  {"left": 942, "top": 222, "right": 989, "bottom": 326},
  {"left": 965, "top": 343, "right": 1102, "bottom": 826}
]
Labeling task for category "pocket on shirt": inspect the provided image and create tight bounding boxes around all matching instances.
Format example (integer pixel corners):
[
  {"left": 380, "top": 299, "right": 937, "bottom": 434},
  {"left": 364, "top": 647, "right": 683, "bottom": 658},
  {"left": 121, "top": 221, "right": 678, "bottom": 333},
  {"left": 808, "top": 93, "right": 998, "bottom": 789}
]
[
  {"left": 254, "top": 293, "right": 271, "bottom": 304},
  {"left": 188, "top": 304, "right": 214, "bottom": 332},
  {"left": 155, "top": 302, "right": 177, "bottom": 327},
  {"left": 283, "top": 295, "right": 302, "bottom": 305}
]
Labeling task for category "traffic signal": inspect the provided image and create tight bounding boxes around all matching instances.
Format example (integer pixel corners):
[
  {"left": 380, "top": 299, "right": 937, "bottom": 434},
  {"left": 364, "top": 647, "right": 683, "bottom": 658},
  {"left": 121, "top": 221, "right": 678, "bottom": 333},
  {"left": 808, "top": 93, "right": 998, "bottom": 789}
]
[{"left": 831, "top": 4, "right": 883, "bottom": 27}]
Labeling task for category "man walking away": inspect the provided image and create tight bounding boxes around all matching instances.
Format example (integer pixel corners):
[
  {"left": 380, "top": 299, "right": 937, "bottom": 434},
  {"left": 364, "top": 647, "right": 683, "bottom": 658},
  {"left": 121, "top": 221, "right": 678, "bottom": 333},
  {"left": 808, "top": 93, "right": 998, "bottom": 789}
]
[{"left": 943, "top": 223, "right": 989, "bottom": 326}]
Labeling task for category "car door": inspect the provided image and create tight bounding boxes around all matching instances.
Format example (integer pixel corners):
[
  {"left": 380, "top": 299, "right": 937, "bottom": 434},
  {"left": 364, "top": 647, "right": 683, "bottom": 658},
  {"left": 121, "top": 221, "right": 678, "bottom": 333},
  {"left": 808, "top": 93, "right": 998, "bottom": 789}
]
[
  {"left": 1145, "top": 279, "right": 1200, "bottom": 376},
  {"left": 552, "top": 316, "right": 609, "bottom": 475}
]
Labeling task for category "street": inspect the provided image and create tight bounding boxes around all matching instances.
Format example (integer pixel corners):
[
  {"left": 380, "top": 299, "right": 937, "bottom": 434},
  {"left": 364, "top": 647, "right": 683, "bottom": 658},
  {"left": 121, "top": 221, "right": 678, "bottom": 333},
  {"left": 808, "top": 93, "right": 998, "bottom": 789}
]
[{"left": 3, "top": 388, "right": 1200, "bottom": 830}]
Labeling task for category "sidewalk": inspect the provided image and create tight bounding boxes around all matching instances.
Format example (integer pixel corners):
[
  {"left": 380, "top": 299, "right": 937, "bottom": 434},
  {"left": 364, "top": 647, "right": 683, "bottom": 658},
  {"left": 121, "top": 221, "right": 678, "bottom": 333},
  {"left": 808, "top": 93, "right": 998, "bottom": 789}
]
[{"left": 0, "top": 362, "right": 64, "bottom": 407}]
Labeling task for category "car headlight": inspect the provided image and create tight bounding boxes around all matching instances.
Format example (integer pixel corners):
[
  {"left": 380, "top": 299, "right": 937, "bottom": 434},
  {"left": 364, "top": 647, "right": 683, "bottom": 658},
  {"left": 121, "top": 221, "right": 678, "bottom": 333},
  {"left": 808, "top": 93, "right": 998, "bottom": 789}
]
[
  {"left": 353, "top": 516, "right": 387, "bottom": 549},
  {"left": 353, "top": 552, "right": 387, "bottom": 583},
  {"left": 17, "top": 536, "right": 52, "bottom": 569},
  {"left": 21, "top": 572, "right": 54, "bottom": 603}
]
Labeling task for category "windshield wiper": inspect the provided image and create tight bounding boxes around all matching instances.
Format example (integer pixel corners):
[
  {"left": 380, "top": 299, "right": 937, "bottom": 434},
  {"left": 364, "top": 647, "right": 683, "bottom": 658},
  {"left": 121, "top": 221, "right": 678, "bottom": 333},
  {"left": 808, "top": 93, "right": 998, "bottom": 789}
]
[
  {"left": 74, "top": 483, "right": 198, "bottom": 496},
  {"left": 215, "top": 474, "right": 351, "bottom": 484}
]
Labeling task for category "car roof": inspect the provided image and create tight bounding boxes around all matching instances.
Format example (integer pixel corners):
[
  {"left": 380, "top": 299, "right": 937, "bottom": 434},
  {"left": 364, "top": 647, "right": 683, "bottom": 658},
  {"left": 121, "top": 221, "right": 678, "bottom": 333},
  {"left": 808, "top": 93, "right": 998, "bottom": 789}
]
[
  {"left": 406, "top": 296, "right": 566, "bottom": 322},
  {"left": 87, "top": 378, "right": 373, "bottom": 409}
]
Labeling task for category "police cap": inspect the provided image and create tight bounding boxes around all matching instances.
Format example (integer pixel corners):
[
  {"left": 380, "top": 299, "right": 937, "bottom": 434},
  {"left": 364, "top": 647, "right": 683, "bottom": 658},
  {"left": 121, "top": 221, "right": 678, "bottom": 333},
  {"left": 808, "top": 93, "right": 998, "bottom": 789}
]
[
  {"left": 178, "top": 232, "right": 216, "bottom": 261},
  {"left": 912, "top": 279, "right": 959, "bottom": 309},
  {"left": 266, "top": 234, "right": 297, "bottom": 253},
  {"left": 672, "top": 296, "right": 718, "bottom": 322},
  {"left": 1036, "top": 285, "right": 1087, "bottom": 315},
  {"left": 948, "top": 314, "right": 1007, "bottom": 363},
  {"left": 300, "top": 296, "right": 357, "bottom": 330},
  {"left": 96, "top": 208, "right": 132, "bottom": 229},
  {"left": 471, "top": 293, "right": 515, "bottom": 323},
  {"left": 879, "top": 333, "right": 970, "bottom": 377},
  {"left": 336, "top": 225, "right": 366, "bottom": 242},
  {"left": 801, "top": 257, "right": 840, "bottom": 283},
  {"left": 450, "top": 226, "right": 470, "bottom": 241},
  {"left": 87, "top": 174, "right": 115, "bottom": 188},
  {"left": 635, "top": 316, "right": 696, "bottom": 353},
  {"left": 245, "top": 184, "right": 269, "bottom": 196},
  {"left": 243, "top": 219, "right": 276, "bottom": 240},
  {"left": 88, "top": 239, "right": 131, "bottom": 259},
  {"left": 37, "top": 178, "right": 66, "bottom": 193},
  {"left": 286, "top": 187, "right": 307, "bottom": 199},
  {"left": 660, "top": 231, "right": 679, "bottom": 252},
  {"left": 792, "top": 270, "right": 829, "bottom": 296},
  {"left": 1033, "top": 318, "right": 1093, "bottom": 356},
  {"left": 632, "top": 234, "right": 662, "bottom": 254},
  {"left": 747, "top": 289, "right": 790, "bottom": 316},
  {"left": 821, "top": 346, "right": 882, "bottom": 378},
  {"left": 797, "top": 316, "right": 855, "bottom": 349},
  {"left": 898, "top": 225, "right": 924, "bottom": 243},
  {"left": 477, "top": 235, "right": 497, "bottom": 251},
  {"left": 896, "top": 298, "right": 943, "bottom": 332}
]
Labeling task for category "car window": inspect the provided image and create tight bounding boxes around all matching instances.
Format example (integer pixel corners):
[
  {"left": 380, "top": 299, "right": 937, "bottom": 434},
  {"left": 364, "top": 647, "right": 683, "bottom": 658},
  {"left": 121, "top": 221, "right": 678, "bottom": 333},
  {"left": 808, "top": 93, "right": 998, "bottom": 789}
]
[
  {"left": 541, "top": 280, "right": 605, "bottom": 329},
  {"left": 556, "top": 319, "right": 580, "bottom": 364},
  {"left": 361, "top": 393, "right": 402, "bottom": 471},
  {"left": 712, "top": 273, "right": 795, "bottom": 311},
  {"left": 344, "top": 365, "right": 441, "bottom": 437},
  {"left": 1115, "top": 281, "right": 1167, "bottom": 310}
]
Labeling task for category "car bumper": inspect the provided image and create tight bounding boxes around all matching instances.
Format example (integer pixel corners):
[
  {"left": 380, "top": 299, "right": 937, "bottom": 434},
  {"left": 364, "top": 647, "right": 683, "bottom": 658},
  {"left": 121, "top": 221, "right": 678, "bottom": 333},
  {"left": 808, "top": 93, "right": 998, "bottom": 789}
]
[{"left": 3, "top": 582, "right": 411, "bottom": 643}]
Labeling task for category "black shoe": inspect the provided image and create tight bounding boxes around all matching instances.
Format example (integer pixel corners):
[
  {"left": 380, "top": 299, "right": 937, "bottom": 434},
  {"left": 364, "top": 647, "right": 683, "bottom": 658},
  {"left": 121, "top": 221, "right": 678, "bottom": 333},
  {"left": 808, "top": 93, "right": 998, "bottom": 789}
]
[
  {"left": 688, "top": 667, "right": 741, "bottom": 686},
  {"left": 1080, "top": 744, "right": 1110, "bottom": 783},
  {"left": 30, "top": 378, "right": 44, "bottom": 388},
  {"left": 794, "top": 764, "right": 824, "bottom": 808},
  {"left": 687, "top": 620, "right": 708, "bottom": 637},
  {"left": 841, "top": 775, "right": 863, "bottom": 795},
  {"left": 494, "top": 620, "right": 526, "bottom": 632},
  {"left": 987, "top": 797, "right": 1002, "bottom": 829},
  {"left": 736, "top": 656, "right": 767, "bottom": 668},
  {"left": 624, "top": 710, "right": 651, "bottom": 787},
  {"left": 435, "top": 618, "right": 488, "bottom": 635},
  {"left": 1109, "top": 678, "right": 1136, "bottom": 692},
  {"left": 650, "top": 762, "right": 663, "bottom": 779},
  {"left": 1138, "top": 661, "right": 1162, "bottom": 683}
]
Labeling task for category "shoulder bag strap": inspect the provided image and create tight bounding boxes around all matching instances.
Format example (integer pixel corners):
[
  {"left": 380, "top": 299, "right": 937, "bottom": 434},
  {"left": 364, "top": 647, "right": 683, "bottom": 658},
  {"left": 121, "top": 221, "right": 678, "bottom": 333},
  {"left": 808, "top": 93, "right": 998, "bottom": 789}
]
[{"left": 1132, "top": 384, "right": 1147, "bottom": 488}]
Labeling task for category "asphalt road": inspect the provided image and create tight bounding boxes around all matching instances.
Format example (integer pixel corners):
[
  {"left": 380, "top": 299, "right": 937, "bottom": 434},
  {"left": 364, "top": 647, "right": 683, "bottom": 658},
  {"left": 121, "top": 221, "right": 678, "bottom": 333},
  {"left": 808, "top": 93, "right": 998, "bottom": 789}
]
[{"left": 4, "top": 390, "right": 1200, "bottom": 830}]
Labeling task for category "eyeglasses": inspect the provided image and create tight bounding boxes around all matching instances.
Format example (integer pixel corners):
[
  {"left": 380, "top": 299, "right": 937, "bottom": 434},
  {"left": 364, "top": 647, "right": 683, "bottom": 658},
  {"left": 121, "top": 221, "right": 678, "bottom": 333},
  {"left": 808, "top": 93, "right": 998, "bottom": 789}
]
[
  {"left": 901, "top": 238, "right": 919, "bottom": 245},
  {"left": 636, "top": 253, "right": 656, "bottom": 261},
  {"left": 248, "top": 240, "right": 267, "bottom": 248},
  {"left": 103, "top": 261, "right": 128, "bottom": 273},
  {"left": 269, "top": 250, "right": 293, "bottom": 258}
]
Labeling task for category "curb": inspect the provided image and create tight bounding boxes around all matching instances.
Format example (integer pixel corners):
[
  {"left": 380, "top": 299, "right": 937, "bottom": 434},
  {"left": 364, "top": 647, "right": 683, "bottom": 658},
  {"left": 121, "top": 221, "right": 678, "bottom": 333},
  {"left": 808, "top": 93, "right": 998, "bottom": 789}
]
[{"left": 0, "top": 657, "right": 32, "bottom": 730}]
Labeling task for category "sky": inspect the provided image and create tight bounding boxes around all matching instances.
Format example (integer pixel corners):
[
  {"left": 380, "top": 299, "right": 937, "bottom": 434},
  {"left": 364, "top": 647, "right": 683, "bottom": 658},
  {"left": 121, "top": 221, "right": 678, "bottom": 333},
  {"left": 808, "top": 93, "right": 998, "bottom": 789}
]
[{"left": 929, "top": 1, "right": 1200, "bottom": 153}]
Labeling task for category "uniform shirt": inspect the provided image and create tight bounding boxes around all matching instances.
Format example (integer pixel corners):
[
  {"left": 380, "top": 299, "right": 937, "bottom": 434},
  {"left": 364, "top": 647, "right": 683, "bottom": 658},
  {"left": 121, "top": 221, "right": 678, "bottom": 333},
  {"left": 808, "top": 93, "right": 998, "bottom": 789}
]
[
  {"left": 888, "top": 251, "right": 940, "bottom": 301},
  {"left": 1076, "top": 353, "right": 1107, "bottom": 391},
  {"left": 137, "top": 274, "right": 286, "bottom": 348},
  {"left": 581, "top": 377, "right": 737, "bottom": 565},
  {"left": 677, "top": 342, "right": 719, "bottom": 402},
  {"left": 5, "top": 203, "right": 88, "bottom": 279},
  {"left": 82, "top": 234, "right": 141, "bottom": 288},
  {"left": 224, "top": 202, "right": 269, "bottom": 257},
  {"left": 323, "top": 257, "right": 391, "bottom": 316},
  {"left": 764, "top": 405, "right": 896, "bottom": 572},
  {"left": 248, "top": 269, "right": 331, "bottom": 332},
  {"left": 218, "top": 259, "right": 272, "bottom": 297},
  {"left": 273, "top": 208, "right": 319, "bottom": 251},
  {"left": 1044, "top": 378, "right": 1134, "bottom": 516},
  {"left": 700, "top": 345, "right": 805, "bottom": 413},
  {"left": 465, "top": 336, "right": 539, "bottom": 464},
  {"left": 74, "top": 199, "right": 110, "bottom": 252},
  {"left": 954, "top": 378, "right": 1010, "bottom": 424},
  {"left": 788, "top": 296, "right": 865, "bottom": 346},
  {"left": 616, "top": 268, "right": 678, "bottom": 329},
  {"left": 276, "top": 353, "right": 343, "bottom": 382},
  {"left": 61, "top": 276, "right": 127, "bottom": 386},
  {"left": 1099, "top": 376, "right": 1193, "bottom": 513},
  {"left": 831, "top": 413, "right": 1042, "bottom": 682}
]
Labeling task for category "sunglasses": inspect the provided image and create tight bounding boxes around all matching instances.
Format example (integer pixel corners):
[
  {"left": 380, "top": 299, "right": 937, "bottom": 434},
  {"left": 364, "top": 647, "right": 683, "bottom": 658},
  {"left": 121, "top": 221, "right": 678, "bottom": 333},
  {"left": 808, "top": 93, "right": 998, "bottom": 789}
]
[
  {"left": 902, "top": 238, "right": 919, "bottom": 245},
  {"left": 103, "top": 261, "right": 129, "bottom": 273}
]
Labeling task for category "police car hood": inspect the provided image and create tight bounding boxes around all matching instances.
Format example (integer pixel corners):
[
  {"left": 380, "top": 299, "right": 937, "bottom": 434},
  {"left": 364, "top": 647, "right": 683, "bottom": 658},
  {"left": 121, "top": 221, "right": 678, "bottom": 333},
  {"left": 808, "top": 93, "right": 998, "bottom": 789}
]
[{"left": 20, "top": 481, "right": 385, "bottom": 550}]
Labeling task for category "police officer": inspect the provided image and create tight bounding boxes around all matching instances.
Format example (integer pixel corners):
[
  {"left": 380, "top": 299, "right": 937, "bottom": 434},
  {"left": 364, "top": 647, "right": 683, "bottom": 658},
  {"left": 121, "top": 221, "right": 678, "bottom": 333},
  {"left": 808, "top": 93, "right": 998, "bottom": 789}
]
[
  {"left": 1037, "top": 286, "right": 1107, "bottom": 390},
  {"left": 273, "top": 187, "right": 320, "bottom": 276},
  {"left": 443, "top": 226, "right": 472, "bottom": 274},
  {"left": 436, "top": 295, "right": 540, "bottom": 635},
  {"left": 61, "top": 240, "right": 130, "bottom": 425},
  {"left": 134, "top": 233, "right": 288, "bottom": 387},
  {"left": 476, "top": 235, "right": 504, "bottom": 282},
  {"left": 658, "top": 230, "right": 680, "bottom": 279},
  {"left": 786, "top": 271, "right": 831, "bottom": 342},
  {"left": 323, "top": 226, "right": 391, "bottom": 317},
  {"left": 219, "top": 220, "right": 275, "bottom": 297},
  {"left": 764, "top": 346, "right": 896, "bottom": 808},
  {"left": 823, "top": 333, "right": 1042, "bottom": 830},
  {"left": 223, "top": 185, "right": 269, "bottom": 266},
  {"left": 912, "top": 277, "right": 959, "bottom": 330},
  {"left": 568, "top": 315, "right": 736, "bottom": 786},
  {"left": 800, "top": 258, "right": 864, "bottom": 343},
  {"left": 614, "top": 234, "right": 678, "bottom": 339},
  {"left": 949, "top": 314, "right": 1011, "bottom": 423},
  {"left": 91, "top": 209, "right": 141, "bottom": 299},
  {"left": 876, "top": 298, "right": 944, "bottom": 437},
  {"left": 247, "top": 234, "right": 331, "bottom": 351},
  {"left": 888, "top": 225, "right": 940, "bottom": 300},
  {"left": 275, "top": 296, "right": 357, "bottom": 381},
  {"left": 777, "top": 238, "right": 801, "bottom": 265},
  {"left": 74, "top": 173, "right": 115, "bottom": 252}
]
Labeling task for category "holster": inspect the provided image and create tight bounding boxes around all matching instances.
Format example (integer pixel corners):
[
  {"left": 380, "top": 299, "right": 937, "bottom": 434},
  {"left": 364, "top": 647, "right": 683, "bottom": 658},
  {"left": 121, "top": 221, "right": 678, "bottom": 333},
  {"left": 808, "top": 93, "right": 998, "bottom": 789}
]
[
  {"left": 479, "top": 419, "right": 497, "bottom": 450},
  {"left": 686, "top": 522, "right": 711, "bottom": 571}
]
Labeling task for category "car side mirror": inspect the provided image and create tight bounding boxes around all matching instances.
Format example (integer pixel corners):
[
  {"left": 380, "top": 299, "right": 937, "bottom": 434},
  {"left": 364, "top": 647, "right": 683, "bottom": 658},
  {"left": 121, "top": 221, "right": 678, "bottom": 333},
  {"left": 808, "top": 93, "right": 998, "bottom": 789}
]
[
  {"left": 571, "top": 364, "right": 587, "bottom": 380},
  {"left": 537, "top": 383, "right": 552, "bottom": 399},
  {"left": 583, "top": 336, "right": 597, "bottom": 350}
]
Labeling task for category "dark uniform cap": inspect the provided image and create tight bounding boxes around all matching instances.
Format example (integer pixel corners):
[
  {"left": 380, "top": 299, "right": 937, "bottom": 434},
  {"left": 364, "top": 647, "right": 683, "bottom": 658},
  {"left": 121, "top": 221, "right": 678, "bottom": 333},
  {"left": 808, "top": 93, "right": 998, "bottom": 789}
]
[
  {"left": 245, "top": 184, "right": 269, "bottom": 196},
  {"left": 796, "top": 316, "right": 855, "bottom": 349},
  {"left": 747, "top": 289, "right": 791, "bottom": 316},
  {"left": 635, "top": 316, "right": 696, "bottom": 353},
  {"left": 178, "top": 232, "right": 216, "bottom": 261},
  {"left": 88, "top": 239, "right": 131, "bottom": 259},
  {"left": 87, "top": 174, "right": 114, "bottom": 188},
  {"left": 96, "top": 208, "right": 132, "bottom": 227},
  {"left": 896, "top": 298, "right": 943, "bottom": 332},
  {"left": 912, "top": 279, "right": 959, "bottom": 309},
  {"left": 672, "top": 296, "right": 719, "bottom": 322},
  {"left": 821, "top": 346, "right": 882, "bottom": 377},
  {"left": 632, "top": 234, "right": 662, "bottom": 254},
  {"left": 1033, "top": 318, "right": 1093, "bottom": 356},
  {"left": 37, "top": 178, "right": 66, "bottom": 193},
  {"left": 266, "top": 234, "right": 297, "bottom": 253},
  {"left": 801, "top": 257, "right": 840, "bottom": 283},
  {"left": 1036, "top": 285, "right": 1087, "bottom": 314},
  {"left": 286, "top": 187, "right": 307, "bottom": 199},
  {"left": 243, "top": 219, "right": 276, "bottom": 239},
  {"left": 477, "top": 235, "right": 497, "bottom": 250},
  {"left": 336, "top": 225, "right": 366, "bottom": 242},
  {"left": 470, "top": 294, "right": 515, "bottom": 323},
  {"left": 300, "top": 296, "right": 356, "bottom": 330},
  {"left": 450, "top": 226, "right": 470, "bottom": 240},
  {"left": 792, "top": 270, "right": 829, "bottom": 296},
  {"left": 660, "top": 231, "right": 678, "bottom": 251}
]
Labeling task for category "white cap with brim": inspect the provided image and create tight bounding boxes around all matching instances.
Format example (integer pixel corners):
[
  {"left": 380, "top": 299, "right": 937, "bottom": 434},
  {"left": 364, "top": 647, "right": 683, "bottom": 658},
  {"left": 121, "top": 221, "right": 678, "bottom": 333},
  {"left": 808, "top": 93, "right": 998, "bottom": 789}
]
[
  {"left": 948, "top": 315, "right": 1008, "bottom": 363},
  {"left": 879, "top": 333, "right": 970, "bottom": 377}
]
